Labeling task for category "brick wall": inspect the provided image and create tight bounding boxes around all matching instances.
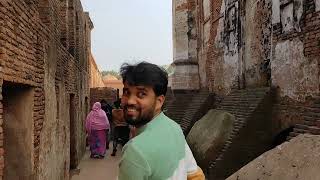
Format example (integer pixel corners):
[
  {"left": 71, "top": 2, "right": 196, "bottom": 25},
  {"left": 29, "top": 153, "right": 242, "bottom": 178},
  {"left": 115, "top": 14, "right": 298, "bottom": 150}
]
[
  {"left": 185, "top": 0, "right": 320, "bottom": 131},
  {"left": 198, "top": 0, "right": 224, "bottom": 92},
  {"left": 89, "top": 53, "right": 105, "bottom": 88},
  {"left": 171, "top": 0, "right": 200, "bottom": 90},
  {"left": 271, "top": 0, "right": 320, "bottom": 133},
  {"left": 90, "top": 87, "right": 117, "bottom": 108},
  {"left": 171, "top": 0, "right": 320, "bottom": 176},
  {"left": 0, "top": 0, "right": 92, "bottom": 179}
]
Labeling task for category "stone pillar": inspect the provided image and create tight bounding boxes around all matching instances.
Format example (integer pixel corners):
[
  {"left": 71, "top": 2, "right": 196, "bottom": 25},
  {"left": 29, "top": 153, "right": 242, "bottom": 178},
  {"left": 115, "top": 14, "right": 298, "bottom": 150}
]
[{"left": 171, "top": 0, "right": 200, "bottom": 90}]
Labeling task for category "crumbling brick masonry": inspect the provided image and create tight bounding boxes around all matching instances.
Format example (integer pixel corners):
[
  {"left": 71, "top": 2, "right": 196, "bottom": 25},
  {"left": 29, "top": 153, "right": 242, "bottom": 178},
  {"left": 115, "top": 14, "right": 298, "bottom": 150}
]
[{"left": 0, "top": 0, "right": 93, "bottom": 179}]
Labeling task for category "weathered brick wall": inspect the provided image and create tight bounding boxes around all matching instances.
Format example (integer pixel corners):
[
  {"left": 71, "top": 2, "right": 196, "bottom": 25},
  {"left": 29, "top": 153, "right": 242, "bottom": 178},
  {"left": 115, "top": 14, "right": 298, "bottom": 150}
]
[
  {"left": 171, "top": 0, "right": 200, "bottom": 90},
  {"left": 197, "top": 0, "right": 272, "bottom": 95},
  {"left": 89, "top": 53, "right": 105, "bottom": 88},
  {"left": 190, "top": 0, "right": 319, "bottom": 129},
  {"left": 0, "top": 2, "right": 47, "bottom": 178},
  {"left": 0, "top": 0, "right": 91, "bottom": 179},
  {"left": 198, "top": 0, "right": 224, "bottom": 93},
  {"left": 271, "top": 0, "right": 320, "bottom": 132},
  {"left": 242, "top": 0, "right": 272, "bottom": 88},
  {"left": 90, "top": 87, "right": 117, "bottom": 108},
  {"left": 209, "top": 0, "right": 242, "bottom": 95},
  {"left": 171, "top": 0, "right": 320, "bottom": 176}
]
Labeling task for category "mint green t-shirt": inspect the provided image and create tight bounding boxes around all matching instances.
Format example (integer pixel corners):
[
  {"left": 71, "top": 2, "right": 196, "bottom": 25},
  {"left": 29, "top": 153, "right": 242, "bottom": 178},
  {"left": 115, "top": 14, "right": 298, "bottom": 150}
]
[{"left": 118, "top": 112, "right": 198, "bottom": 180}]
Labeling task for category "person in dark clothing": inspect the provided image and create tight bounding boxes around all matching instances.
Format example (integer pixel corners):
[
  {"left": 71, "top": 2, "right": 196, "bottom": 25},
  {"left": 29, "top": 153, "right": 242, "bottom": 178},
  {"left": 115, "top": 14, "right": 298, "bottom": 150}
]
[
  {"left": 111, "top": 99, "right": 130, "bottom": 156},
  {"left": 100, "top": 99, "right": 113, "bottom": 121},
  {"left": 100, "top": 99, "right": 113, "bottom": 150}
]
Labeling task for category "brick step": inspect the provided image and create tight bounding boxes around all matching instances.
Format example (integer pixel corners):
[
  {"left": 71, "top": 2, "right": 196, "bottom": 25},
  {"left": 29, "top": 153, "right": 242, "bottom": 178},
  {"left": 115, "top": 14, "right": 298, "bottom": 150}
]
[
  {"left": 222, "top": 96, "right": 265, "bottom": 102},
  {"left": 233, "top": 120, "right": 246, "bottom": 125},
  {"left": 225, "top": 93, "right": 267, "bottom": 98},
  {"left": 293, "top": 128, "right": 309, "bottom": 134},
  {"left": 234, "top": 114, "right": 250, "bottom": 118},
  {"left": 219, "top": 100, "right": 262, "bottom": 106},
  {"left": 219, "top": 101, "right": 260, "bottom": 106},
  {"left": 303, "top": 120, "right": 318, "bottom": 126},
  {"left": 217, "top": 106, "right": 257, "bottom": 111},
  {"left": 166, "top": 109, "right": 185, "bottom": 113},
  {"left": 225, "top": 94, "right": 267, "bottom": 99},
  {"left": 303, "top": 112, "right": 320, "bottom": 118},
  {"left": 294, "top": 124, "right": 310, "bottom": 130},
  {"left": 216, "top": 110, "right": 254, "bottom": 117},
  {"left": 303, "top": 107, "right": 320, "bottom": 113},
  {"left": 302, "top": 116, "right": 320, "bottom": 121},
  {"left": 191, "top": 99, "right": 210, "bottom": 103},
  {"left": 218, "top": 102, "right": 260, "bottom": 106},
  {"left": 165, "top": 106, "right": 186, "bottom": 110},
  {"left": 232, "top": 120, "right": 245, "bottom": 127},
  {"left": 217, "top": 105, "right": 257, "bottom": 111},
  {"left": 310, "top": 104, "right": 320, "bottom": 108},
  {"left": 167, "top": 114, "right": 185, "bottom": 118},
  {"left": 230, "top": 130, "right": 241, "bottom": 137},
  {"left": 231, "top": 122, "right": 244, "bottom": 130},
  {"left": 232, "top": 87, "right": 270, "bottom": 93},
  {"left": 309, "top": 126, "right": 320, "bottom": 135},
  {"left": 287, "top": 132, "right": 301, "bottom": 140},
  {"left": 222, "top": 110, "right": 252, "bottom": 117},
  {"left": 227, "top": 89, "right": 268, "bottom": 94}
]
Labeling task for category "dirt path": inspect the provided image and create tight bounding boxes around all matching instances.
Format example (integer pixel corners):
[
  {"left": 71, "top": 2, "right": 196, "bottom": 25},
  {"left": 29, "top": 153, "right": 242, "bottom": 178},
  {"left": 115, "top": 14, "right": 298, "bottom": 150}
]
[{"left": 71, "top": 145, "right": 122, "bottom": 180}]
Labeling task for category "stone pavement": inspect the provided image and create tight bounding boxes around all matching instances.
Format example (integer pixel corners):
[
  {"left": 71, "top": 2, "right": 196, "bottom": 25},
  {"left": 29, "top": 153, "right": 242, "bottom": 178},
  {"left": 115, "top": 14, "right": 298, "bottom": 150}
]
[{"left": 71, "top": 144, "right": 122, "bottom": 180}]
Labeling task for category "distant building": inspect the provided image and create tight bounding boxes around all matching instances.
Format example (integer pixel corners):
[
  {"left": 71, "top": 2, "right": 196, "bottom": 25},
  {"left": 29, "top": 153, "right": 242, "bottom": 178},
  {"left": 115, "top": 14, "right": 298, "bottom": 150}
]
[{"left": 103, "top": 75, "right": 124, "bottom": 97}]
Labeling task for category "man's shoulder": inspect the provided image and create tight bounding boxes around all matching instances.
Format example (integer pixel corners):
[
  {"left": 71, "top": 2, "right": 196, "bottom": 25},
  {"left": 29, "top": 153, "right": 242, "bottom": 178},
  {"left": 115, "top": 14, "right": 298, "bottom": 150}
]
[{"left": 159, "top": 114, "right": 184, "bottom": 134}]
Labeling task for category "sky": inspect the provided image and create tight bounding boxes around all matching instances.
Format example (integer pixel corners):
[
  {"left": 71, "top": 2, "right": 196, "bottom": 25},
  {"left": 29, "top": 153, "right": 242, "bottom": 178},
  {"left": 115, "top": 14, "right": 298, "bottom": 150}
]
[{"left": 81, "top": 0, "right": 173, "bottom": 72}]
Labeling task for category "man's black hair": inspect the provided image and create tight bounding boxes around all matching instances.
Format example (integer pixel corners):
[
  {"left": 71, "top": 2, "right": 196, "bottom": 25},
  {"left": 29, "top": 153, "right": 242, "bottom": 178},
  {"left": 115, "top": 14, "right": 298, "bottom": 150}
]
[{"left": 120, "top": 62, "right": 168, "bottom": 96}]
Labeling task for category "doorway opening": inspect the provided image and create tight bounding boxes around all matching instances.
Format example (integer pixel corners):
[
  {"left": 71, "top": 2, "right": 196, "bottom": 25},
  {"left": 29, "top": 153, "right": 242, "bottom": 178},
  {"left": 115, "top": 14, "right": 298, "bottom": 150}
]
[{"left": 3, "top": 81, "right": 34, "bottom": 180}]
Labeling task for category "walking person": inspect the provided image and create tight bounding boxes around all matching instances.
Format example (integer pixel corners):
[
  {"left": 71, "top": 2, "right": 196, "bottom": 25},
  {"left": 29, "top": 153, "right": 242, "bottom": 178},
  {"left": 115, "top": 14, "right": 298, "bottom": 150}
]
[
  {"left": 118, "top": 62, "right": 205, "bottom": 180},
  {"left": 100, "top": 99, "right": 113, "bottom": 149},
  {"left": 85, "top": 102, "right": 110, "bottom": 159},
  {"left": 111, "top": 99, "right": 130, "bottom": 156}
]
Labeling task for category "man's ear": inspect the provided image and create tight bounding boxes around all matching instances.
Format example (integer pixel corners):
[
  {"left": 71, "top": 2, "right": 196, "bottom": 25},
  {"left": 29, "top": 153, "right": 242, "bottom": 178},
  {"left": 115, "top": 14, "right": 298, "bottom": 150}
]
[{"left": 156, "top": 95, "right": 165, "bottom": 111}]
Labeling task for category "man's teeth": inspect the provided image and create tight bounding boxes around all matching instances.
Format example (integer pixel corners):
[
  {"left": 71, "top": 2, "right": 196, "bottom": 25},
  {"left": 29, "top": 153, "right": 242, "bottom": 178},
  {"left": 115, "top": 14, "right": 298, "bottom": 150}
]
[{"left": 127, "top": 108, "right": 137, "bottom": 112}]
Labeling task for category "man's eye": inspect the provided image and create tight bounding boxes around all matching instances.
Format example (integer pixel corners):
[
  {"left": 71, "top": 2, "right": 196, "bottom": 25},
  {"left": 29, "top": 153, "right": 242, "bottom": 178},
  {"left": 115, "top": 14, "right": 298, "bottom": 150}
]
[{"left": 137, "top": 92, "right": 146, "bottom": 98}]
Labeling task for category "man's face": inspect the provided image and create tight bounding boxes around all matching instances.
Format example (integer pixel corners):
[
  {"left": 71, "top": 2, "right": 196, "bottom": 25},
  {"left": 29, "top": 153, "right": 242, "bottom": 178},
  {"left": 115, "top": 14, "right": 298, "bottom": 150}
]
[{"left": 121, "top": 81, "right": 165, "bottom": 127}]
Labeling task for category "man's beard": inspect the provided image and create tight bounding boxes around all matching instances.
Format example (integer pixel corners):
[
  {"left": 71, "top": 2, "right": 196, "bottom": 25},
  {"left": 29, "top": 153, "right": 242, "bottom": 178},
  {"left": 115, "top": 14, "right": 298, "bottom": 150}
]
[{"left": 124, "top": 105, "right": 156, "bottom": 127}]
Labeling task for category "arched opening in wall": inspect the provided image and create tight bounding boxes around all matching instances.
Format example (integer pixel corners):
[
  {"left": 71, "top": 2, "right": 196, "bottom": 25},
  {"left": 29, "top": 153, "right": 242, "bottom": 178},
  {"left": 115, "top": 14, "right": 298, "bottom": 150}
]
[
  {"left": 69, "top": 94, "right": 77, "bottom": 170},
  {"left": 2, "top": 81, "right": 34, "bottom": 180},
  {"left": 272, "top": 127, "right": 294, "bottom": 147}
]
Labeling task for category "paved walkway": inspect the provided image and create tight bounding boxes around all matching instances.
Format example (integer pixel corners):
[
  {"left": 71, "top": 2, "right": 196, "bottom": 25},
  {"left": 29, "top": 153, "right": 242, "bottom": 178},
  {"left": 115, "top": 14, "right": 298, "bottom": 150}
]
[{"left": 71, "top": 144, "right": 122, "bottom": 180}]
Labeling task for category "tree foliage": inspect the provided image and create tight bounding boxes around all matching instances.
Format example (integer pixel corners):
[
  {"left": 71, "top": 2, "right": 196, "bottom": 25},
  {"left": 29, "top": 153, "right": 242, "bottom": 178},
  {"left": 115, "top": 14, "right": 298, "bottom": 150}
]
[
  {"left": 101, "top": 70, "right": 121, "bottom": 79},
  {"left": 101, "top": 64, "right": 174, "bottom": 80}
]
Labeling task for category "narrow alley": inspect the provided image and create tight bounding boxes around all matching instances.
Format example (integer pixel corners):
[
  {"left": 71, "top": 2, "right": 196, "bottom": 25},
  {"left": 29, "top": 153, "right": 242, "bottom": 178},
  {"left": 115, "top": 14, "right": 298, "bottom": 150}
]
[{"left": 71, "top": 145, "right": 122, "bottom": 180}]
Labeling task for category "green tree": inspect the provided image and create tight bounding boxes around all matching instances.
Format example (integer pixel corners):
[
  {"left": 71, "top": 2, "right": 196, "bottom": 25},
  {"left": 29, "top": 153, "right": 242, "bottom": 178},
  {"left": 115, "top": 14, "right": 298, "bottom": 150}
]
[{"left": 101, "top": 70, "right": 121, "bottom": 79}]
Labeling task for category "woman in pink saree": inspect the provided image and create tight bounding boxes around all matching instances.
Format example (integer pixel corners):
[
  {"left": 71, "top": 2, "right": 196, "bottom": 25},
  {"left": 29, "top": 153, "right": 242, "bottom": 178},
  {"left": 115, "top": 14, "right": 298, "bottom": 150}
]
[{"left": 86, "top": 102, "right": 110, "bottom": 158}]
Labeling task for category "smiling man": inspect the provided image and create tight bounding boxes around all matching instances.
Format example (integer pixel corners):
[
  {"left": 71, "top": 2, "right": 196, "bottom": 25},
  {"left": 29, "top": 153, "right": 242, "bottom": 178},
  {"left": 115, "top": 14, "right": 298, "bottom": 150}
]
[{"left": 118, "top": 62, "right": 205, "bottom": 180}]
